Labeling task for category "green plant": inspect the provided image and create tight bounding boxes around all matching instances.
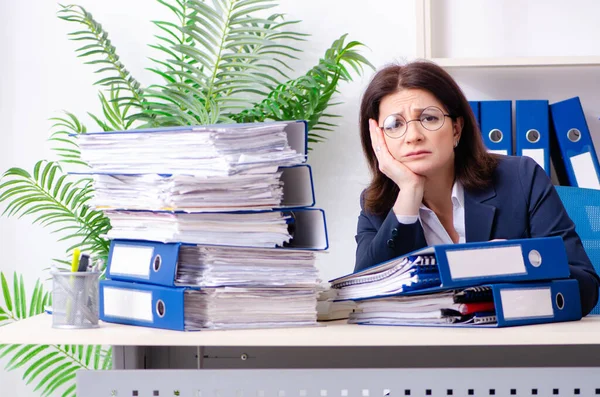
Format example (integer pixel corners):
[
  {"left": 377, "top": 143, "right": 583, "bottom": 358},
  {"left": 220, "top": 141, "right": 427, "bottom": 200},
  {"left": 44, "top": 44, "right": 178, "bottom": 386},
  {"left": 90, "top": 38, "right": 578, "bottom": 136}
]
[
  {"left": 0, "top": 0, "right": 373, "bottom": 395},
  {"left": 0, "top": 272, "right": 112, "bottom": 397}
]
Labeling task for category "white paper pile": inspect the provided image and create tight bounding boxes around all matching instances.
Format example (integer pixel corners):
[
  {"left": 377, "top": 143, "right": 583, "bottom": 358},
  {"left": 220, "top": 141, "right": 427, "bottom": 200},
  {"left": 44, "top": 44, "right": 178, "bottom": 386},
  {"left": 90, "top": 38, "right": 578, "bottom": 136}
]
[
  {"left": 88, "top": 171, "right": 284, "bottom": 212},
  {"left": 104, "top": 211, "right": 293, "bottom": 247},
  {"left": 175, "top": 245, "right": 318, "bottom": 287},
  {"left": 77, "top": 123, "right": 305, "bottom": 175},
  {"left": 184, "top": 287, "right": 318, "bottom": 330}
]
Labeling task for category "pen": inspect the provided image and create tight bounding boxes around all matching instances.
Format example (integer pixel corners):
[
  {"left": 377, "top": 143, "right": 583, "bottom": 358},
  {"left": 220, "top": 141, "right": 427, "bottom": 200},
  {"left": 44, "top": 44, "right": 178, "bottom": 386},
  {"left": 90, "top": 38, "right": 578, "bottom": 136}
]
[{"left": 70, "top": 248, "right": 81, "bottom": 273}]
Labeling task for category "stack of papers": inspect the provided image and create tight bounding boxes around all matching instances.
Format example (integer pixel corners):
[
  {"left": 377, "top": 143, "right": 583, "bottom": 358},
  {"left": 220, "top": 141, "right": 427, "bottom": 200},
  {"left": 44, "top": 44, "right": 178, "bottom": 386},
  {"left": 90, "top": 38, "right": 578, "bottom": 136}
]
[
  {"left": 103, "top": 211, "right": 293, "bottom": 247},
  {"left": 183, "top": 287, "right": 318, "bottom": 330},
  {"left": 331, "top": 255, "right": 440, "bottom": 300},
  {"left": 87, "top": 171, "right": 285, "bottom": 212},
  {"left": 77, "top": 123, "right": 305, "bottom": 175},
  {"left": 316, "top": 285, "right": 357, "bottom": 321},
  {"left": 175, "top": 245, "right": 318, "bottom": 287},
  {"left": 348, "top": 287, "right": 497, "bottom": 326}
]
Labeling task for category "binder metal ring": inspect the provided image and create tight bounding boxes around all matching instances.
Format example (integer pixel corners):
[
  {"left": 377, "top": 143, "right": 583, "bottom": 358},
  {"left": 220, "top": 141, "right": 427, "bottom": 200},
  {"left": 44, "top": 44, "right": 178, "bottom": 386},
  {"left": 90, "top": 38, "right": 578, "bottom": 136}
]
[
  {"left": 556, "top": 292, "right": 565, "bottom": 310},
  {"left": 489, "top": 129, "right": 503, "bottom": 143},
  {"left": 156, "top": 299, "right": 166, "bottom": 318},
  {"left": 526, "top": 129, "right": 541, "bottom": 143},
  {"left": 153, "top": 254, "right": 162, "bottom": 272},
  {"left": 528, "top": 249, "right": 542, "bottom": 267},
  {"left": 567, "top": 128, "right": 582, "bottom": 143}
]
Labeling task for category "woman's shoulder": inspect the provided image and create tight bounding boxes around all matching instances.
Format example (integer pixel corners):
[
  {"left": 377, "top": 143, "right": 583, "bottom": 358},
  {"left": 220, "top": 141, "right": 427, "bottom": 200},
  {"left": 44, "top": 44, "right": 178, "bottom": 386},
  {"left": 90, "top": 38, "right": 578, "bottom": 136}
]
[
  {"left": 493, "top": 154, "right": 541, "bottom": 177},
  {"left": 491, "top": 155, "right": 548, "bottom": 189}
]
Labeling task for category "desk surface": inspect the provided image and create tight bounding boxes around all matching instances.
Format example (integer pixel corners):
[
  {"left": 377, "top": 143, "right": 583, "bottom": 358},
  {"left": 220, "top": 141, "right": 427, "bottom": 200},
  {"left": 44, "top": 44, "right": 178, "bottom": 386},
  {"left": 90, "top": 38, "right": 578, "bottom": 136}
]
[{"left": 2, "top": 315, "right": 600, "bottom": 346}]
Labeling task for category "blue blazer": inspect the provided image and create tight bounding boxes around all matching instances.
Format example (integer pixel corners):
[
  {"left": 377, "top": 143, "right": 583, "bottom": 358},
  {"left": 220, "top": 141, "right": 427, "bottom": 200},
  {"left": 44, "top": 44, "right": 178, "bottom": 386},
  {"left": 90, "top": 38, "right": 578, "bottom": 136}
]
[{"left": 355, "top": 155, "right": 600, "bottom": 316}]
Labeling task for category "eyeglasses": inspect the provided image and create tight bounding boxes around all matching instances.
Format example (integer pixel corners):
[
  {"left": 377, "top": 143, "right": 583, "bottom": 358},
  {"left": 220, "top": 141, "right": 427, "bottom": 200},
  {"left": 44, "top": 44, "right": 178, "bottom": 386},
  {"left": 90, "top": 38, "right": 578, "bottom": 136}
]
[{"left": 379, "top": 106, "right": 452, "bottom": 139}]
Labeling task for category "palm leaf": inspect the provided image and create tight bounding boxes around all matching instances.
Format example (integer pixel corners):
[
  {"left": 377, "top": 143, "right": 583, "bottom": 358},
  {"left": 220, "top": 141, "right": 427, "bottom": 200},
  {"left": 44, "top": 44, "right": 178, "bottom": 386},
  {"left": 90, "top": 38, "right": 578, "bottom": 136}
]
[
  {"left": 58, "top": 5, "right": 147, "bottom": 115},
  {"left": 229, "top": 33, "right": 373, "bottom": 146},
  {"left": 48, "top": 112, "right": 89, "bottom": 167},
  {"left": 0, "top": 271, "right": 111, "bottom": 397},
  {"left": 143, "top": 0, "right": 308, "bottom": 125},
  {"left": 0, "top": 161, "right": 111, "bottom": 258}
]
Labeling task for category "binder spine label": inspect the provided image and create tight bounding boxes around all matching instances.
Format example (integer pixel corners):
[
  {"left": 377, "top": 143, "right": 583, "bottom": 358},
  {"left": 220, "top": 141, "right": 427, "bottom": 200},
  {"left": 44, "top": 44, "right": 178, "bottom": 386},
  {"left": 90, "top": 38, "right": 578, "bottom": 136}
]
[
  {"left": 522, "top": 148, "right": 546, "bottom": 171},
  {"left": 570, "top": 151, "right": 600, "bottom": 189},
  {"left": 110, "top": 244, "right": 154, "bottom": 278},
  {"left": 499, "top": 287, "right": 553, "bottom": 320},
  {"left": 103, "top": 287, "right": 154, "bottom": 322},
  {"left": 445, "top": 245, "right": 527, "bottom": 280}
]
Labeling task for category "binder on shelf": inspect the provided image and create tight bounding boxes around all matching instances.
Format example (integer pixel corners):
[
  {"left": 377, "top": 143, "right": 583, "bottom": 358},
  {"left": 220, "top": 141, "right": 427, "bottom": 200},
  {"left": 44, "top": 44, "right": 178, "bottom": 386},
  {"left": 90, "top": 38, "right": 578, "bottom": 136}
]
[
  {"left": 468, "top": 101, "right": 480, "bottom": 129},
  {"left": 330, "top": 236, "right": 570, "bottom": 300},
  {"left": 549, "top": 96, "right": 600, "bottom": 189},
  {"left": 350, "top": 279, "right": 582, "bottom": 328},
  {"left": 516, "top": 100, "right": 551, "bottom": 175},
  {"left": 480, "top": 100, "right": 513, "bottom": 155}
]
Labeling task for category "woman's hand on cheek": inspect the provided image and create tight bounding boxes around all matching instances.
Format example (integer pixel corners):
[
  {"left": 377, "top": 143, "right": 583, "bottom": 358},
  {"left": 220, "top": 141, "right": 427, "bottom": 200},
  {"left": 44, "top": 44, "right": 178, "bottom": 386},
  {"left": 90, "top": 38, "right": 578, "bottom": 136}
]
[{"left": 369, "top": 119, "right": 425, "bottom": 191}]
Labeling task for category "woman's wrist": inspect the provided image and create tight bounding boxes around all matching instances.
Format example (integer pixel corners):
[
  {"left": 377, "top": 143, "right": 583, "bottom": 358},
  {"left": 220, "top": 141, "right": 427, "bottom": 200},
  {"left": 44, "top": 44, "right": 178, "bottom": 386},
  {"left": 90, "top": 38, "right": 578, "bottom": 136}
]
[{"left": 393, "top": 186, "right": 423, "bottom": 216}]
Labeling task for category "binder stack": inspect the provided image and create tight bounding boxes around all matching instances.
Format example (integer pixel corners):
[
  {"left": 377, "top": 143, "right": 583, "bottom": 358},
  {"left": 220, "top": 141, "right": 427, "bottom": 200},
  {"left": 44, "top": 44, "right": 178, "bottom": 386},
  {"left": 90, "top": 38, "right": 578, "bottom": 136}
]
[
  {"left": 75, "top": 121, "right": 329, "bottom": 331},
  {"left": 330, "top": 237, "right": 583, "bottom": 327}
]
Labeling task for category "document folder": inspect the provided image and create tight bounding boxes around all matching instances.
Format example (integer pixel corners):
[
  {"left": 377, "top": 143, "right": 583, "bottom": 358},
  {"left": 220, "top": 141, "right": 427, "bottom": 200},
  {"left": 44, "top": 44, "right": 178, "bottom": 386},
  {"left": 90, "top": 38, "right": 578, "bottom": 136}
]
[
  {"left": 331, "top": 237, "right": 570, "bottom": 300},
  {"left": 550, "top": 96, "right": 600, "bottom": 189},
  {"left": 516, "top": 100, "right": 551, "bottom": 175},
  {"left": 106, "top": 235, "right": 325, "bottom": 288},
  {"left": 78, "top": 120, "right": 308, "bottom": 157},
  {"left": 74, "top": 164, "right": 316, "bottom": 212},
  {"left": 104, "top": 207, "right": 329, "bottom": 249},
  {"left": 349, "top": 279, "right": 582, "bottom": 328},
  {"left": 75, "top": 120, "right": 309, "bottom": 175},
  {"left": 480, "top": 100, "right": 513, "bottom": 155},
  {"left": 99, "top": 279, "right": 318, "bottom": 331}
]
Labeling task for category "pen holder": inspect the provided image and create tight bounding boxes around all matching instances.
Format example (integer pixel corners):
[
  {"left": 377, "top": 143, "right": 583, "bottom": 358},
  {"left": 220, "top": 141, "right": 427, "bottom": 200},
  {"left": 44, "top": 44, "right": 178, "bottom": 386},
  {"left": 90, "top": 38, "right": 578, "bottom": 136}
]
[{"left": 51, "top": 271, "right": 100, "bottom": 329}]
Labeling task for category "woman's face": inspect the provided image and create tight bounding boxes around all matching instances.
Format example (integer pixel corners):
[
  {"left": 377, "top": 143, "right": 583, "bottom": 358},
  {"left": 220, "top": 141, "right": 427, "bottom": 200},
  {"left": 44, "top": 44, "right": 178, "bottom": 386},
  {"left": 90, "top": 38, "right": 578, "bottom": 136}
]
[{"left": 377, "top": 88, "right": 462, "bottom": 177}]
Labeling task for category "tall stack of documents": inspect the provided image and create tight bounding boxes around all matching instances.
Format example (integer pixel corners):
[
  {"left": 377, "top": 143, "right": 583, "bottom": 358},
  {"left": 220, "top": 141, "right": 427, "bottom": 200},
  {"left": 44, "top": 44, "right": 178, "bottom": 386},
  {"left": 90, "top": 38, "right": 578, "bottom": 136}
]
[
  {"left": 75, "top": 121, "right": 329, "bottom": 331},
  {"left": 330, "top": 237, "right": 582, "bottom": 327}
]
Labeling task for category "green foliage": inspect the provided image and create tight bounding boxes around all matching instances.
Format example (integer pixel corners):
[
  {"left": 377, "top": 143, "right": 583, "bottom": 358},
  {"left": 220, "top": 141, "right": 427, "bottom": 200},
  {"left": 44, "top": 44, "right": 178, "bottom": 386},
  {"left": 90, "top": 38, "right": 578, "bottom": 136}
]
[
  {"left": 0, "top": 272, "right": 112, "bottom": 397},
  {"left": 0, "top": 161, "right": 111, "bottom": 260}
]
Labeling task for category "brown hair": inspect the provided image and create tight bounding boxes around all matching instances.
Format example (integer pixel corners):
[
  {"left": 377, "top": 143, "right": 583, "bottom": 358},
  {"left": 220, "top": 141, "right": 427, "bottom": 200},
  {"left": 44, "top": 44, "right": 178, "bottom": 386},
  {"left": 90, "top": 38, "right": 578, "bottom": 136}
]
[{"left": 359, "top": 60, "right": 498, "bottom": 215}]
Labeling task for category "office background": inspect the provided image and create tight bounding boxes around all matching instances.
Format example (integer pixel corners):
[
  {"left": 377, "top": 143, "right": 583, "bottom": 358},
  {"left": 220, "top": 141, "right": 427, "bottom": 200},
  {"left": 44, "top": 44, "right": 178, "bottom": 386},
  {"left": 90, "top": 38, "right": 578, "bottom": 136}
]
[{"left": 2, "top": 0, "right": 600, "bottom": 395}]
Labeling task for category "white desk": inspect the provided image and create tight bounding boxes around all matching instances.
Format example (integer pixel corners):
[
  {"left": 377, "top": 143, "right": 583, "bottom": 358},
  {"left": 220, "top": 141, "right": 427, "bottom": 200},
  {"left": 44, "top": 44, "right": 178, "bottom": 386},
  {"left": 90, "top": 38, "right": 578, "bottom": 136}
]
[
  {"left": 2, "top": 314, "right": 600, "bottom": 346},
  {"left": 2, "top": 315, "right": 600, "bottom": 370}
]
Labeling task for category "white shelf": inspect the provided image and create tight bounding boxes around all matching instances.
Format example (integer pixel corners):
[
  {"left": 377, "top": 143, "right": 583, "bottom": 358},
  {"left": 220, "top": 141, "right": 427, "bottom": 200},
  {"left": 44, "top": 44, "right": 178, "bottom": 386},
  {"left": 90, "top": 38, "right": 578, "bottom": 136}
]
[
  {"left": 2, "top": 314, "right": 600, "bottom": 347},
  {"left": 415, "top": 0, "right": 600, "bottom": 68},
  {"left": 430, "top": 56, "right": 600, "bottom": 68}
]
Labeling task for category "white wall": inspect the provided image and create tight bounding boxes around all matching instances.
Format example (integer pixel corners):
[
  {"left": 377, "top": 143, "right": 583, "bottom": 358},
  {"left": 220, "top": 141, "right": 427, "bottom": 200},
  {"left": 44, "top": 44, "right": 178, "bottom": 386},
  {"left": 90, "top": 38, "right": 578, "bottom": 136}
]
[{"left": 2, "top": 0, "right": 600, "bottom": 395}]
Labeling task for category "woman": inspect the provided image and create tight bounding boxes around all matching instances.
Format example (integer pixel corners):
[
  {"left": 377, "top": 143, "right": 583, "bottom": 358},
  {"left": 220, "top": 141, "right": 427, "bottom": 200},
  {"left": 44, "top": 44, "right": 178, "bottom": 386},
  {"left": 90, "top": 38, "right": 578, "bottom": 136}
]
[{"left": 355, "top": 61, "right": 600, "bottom": 316}]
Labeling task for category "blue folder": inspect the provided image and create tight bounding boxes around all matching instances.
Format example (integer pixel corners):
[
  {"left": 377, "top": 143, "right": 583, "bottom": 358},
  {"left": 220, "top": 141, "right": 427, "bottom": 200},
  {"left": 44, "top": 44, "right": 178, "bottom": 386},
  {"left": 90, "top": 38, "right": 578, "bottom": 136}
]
[
  {"left": 330, "top": 237, "right": 570, "bottom": 300},
  {"left": 468, "top": 101, "right": 480, "bottom": 130},
  {"left": 352, "top": 279, "right": 582, "bottom": 328},
  {"left": 480, "top": 100, "right": 513, "bottom": 155},
  {"left": 99, "top": 279, "right": 190, "bottom": 331},
  {"left": 516, "top": 100, "right": 551, "bottom": 176},
  {"left": 550, "top": 97, "right": 600, "bottom": 189}
]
